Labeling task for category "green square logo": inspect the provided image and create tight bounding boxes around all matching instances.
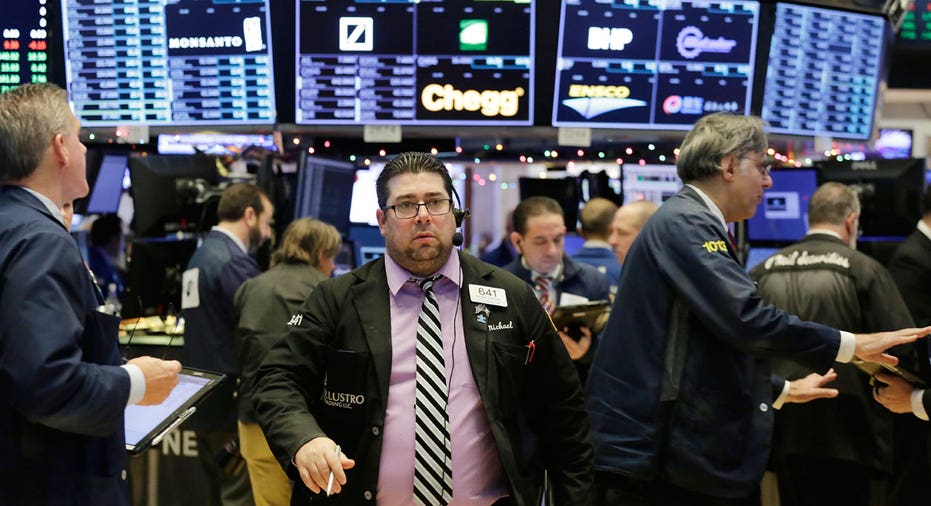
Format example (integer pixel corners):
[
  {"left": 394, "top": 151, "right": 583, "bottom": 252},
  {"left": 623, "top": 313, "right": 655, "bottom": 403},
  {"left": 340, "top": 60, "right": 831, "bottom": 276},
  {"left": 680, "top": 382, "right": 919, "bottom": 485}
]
[{"left": 459, "top": 19, "right": 488, "bottom": 51}]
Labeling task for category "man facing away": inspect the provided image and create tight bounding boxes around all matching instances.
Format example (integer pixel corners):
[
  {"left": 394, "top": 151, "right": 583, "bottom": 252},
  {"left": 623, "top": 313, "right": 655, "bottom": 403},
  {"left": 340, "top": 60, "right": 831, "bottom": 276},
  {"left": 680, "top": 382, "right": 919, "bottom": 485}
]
[
  {"left": 586, "top": 112, "right": 930, "bottom": 506},
  {"left": 750, "top": 182, "right": 915, "bottom": 506},
  {"left": 0, "top": 82, "right": 181, "bottom": 506},
  {"left": 572, "top": 197, "right": 622, "bottom": 293},
  {"left": 253, "top": 151, "right": 593, "bottom": 505},
  {"left": 182, "top": 182, "right": 274, "bottom": 506}
]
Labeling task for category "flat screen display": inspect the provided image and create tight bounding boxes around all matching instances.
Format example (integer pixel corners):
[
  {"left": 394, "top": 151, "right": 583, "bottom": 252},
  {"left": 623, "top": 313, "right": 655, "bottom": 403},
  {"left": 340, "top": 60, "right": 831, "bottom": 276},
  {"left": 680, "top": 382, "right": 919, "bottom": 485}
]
[
  {"left": 0, "top": 0, "right": 54, "bottom": 93},
  {"left": 552, "top": 0, "right": 760, "bottom": 129},
  {"left": 295, "top": 0, "right": 535, "bottom": 125},
  {"left": 61, "top": 0, "right": 277, "bottom": 126},
  {"left": 747, "top": 168, "right": 817, "bottom": 242},
  {"left": 898, "top": 0, "right": 931, "bottom": 46},
  {"left": 86, "top": 153, "right": 129, "bottom": 215},
  {"left": 760, "top": 3, "right": 888, "bottom": 140},
  {"left": 621, "top": 164, "right": 682, "bottom": 205}
]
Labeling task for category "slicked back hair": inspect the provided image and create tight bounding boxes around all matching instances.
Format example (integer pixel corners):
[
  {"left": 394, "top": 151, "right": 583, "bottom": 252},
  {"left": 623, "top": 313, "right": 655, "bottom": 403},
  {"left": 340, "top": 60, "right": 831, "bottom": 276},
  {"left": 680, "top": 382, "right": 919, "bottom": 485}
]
[{"left": 375, "top": 152, "right": 454, "bottom": 209}]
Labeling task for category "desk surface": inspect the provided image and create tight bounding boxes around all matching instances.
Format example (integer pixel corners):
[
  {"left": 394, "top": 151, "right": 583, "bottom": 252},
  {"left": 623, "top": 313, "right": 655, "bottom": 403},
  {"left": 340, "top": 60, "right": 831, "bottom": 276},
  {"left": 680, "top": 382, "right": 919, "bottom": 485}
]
[{"left": 118, "top": 334, "right": 184, "bottom": 346}]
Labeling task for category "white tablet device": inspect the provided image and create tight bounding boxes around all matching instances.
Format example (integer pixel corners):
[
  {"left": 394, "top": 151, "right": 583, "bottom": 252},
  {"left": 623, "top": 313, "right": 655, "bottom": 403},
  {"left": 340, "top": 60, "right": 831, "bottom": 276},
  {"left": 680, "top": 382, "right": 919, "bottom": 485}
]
[{"left": 124, "top": 367, "right": 225, "bottom": 455}]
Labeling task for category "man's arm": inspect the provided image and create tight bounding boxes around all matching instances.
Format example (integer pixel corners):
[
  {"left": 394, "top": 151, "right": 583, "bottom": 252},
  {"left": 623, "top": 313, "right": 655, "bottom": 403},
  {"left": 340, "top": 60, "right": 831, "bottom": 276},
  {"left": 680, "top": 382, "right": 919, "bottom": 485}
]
[{"left": 1, "top": 230, "right": 130, "bottom": 436}]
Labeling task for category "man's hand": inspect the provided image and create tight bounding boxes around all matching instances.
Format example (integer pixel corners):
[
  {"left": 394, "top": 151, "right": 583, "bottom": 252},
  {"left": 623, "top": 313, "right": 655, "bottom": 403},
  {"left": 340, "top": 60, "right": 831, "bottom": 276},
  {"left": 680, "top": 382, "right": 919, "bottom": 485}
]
[
  {"left": 128, "top": 356, "right": 181, "bottom": 405},
  {"left": 785, "top": 369, "right": 839, "bottom": 404},
  {"left": 559, "top": 325, "right": 592, "bottom": 360},
  {"left": 294, "top": 437, "right": 355, "bottom": 495},
  {"left": 872, "top": 372, "right": 916, "bottom": 414},
  {"left": 854, "top": 326, "right": 931, "bottom": 366}
]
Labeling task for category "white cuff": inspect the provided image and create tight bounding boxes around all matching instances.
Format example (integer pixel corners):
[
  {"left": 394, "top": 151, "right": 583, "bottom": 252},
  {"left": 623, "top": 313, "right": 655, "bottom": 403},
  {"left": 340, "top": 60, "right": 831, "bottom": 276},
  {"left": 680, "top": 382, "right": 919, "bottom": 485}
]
[
  {"left": 773, "top": 380, "right": 791, "bottom": 410},
  {"left": 911, "top": 389, "right": 929, "bottom": 421},
  {"left": 835, "top": 331, "right": 856, "bottom": 363},
  {"left": 122, "top": 364, "right": 146, "bottom": 405}
]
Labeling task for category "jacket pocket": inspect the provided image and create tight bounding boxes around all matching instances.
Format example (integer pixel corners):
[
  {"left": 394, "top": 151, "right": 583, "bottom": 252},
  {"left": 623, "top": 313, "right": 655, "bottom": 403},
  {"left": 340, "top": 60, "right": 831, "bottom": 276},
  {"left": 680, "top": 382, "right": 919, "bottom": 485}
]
[{"left": 317, "top": 348, "right": 370, "bottom": 453}]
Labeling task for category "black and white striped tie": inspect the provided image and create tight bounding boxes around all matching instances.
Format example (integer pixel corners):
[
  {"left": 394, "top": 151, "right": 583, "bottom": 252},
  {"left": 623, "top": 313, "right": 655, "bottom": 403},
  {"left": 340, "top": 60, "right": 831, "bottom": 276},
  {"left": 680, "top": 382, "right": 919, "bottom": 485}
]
[{"left": 412, "top": 275, "right": 452, "bottom": 505}]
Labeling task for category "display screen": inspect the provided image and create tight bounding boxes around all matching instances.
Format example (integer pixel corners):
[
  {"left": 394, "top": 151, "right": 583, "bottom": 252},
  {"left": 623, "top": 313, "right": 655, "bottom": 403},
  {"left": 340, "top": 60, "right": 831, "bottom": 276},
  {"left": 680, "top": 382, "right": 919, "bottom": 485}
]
[
  {"left": 295, "top": 0, "right": 535, "bottom": 125},
  {"left": 898, "top": 0, "right": 931, "bottom": 46},
  {"left": 760, "top": 3, "right": 887, "bottom": 140},
  {"left": 621, "top": 164, "right": 682, "bottom": 205},
  {"left": 157, "top": 133, "right": 277, "bottom": 155},
  {"left": 747, "top": 168, "right": 817, "bottom": 242},
  {"left": 62, "top": 0, "right": 277, "bottom": 126},
  {"left": 0, "top": 0, "right": 53, "bottom": 93},
  {"left": 552, "top": 0, "right": 759, "bottom": 129}
]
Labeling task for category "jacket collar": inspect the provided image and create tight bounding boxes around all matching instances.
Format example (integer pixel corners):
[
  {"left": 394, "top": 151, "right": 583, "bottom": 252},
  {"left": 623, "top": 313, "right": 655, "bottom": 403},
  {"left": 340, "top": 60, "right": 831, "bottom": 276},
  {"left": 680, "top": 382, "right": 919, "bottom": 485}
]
[{"left": 0, "top": 185, "right": 65, "bottom": 231}]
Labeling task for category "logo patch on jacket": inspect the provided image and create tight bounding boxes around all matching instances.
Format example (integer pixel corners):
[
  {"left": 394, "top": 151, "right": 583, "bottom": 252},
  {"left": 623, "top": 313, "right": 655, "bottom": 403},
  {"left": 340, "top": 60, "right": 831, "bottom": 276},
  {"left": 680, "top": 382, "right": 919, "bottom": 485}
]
[{"left": 701, "top": 240, "right": 728, "bottom": 253}]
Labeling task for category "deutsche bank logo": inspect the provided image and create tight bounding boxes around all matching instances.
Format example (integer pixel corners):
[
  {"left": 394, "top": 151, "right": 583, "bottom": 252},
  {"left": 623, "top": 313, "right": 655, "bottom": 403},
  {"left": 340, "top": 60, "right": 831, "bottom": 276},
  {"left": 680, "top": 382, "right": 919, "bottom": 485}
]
[{"left": 340, "top": 17, "right": 373, "bottom": 51}]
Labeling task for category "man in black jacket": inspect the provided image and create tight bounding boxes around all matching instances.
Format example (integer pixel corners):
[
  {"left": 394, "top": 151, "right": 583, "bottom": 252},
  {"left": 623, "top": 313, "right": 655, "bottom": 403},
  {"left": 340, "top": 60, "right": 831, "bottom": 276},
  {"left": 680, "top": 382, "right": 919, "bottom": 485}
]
[
  {"left": 750, "top": 182, "right": 915, "bottom": 506},
  {"left": 253, "top": 152, "right": 593, "bottom": 505}
]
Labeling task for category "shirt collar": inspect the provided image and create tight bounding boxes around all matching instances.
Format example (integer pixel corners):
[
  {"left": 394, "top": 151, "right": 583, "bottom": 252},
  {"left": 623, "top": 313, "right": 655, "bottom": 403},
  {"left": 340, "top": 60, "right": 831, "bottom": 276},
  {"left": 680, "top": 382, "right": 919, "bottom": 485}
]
[
  {"left": 806, "top": 228, "right": 845, "bottom": 241},
  {"left": 521, "top": 256, "right": 563, "bottom": 281},
  {"left": 385, "top": 249, "right": 462, "bottom": 296},
  {"left": 21, "top": 187, "right": 65, "bottom": 227},
  {"left": 686, "top": 184, "right": 727, "bottom": 232},
  {"left": 211, "top": 225, "right": 247, "bottom": 254},
  {"left": 917, "top": 219, "right": 931, "bottom": 242},
  {"left": 582, "top": 239, "right": 611, "bottom": 249}
]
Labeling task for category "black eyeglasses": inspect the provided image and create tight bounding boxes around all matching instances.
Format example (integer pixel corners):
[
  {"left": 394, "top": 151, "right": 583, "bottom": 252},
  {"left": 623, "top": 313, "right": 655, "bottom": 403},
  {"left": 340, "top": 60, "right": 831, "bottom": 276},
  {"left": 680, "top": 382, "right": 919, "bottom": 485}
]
[
  {"left": 383, "top": 199, "right": 453, "bottom": 219},
  {"left": 740, "top": 155, "right": 772, "bottom": 177}
]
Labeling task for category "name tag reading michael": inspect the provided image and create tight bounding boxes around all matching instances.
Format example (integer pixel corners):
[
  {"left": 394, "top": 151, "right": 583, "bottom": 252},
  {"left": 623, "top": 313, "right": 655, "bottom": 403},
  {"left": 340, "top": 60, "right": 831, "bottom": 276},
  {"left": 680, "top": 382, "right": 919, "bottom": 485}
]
[{"left": 469, "top": 284, "right": 507, "bottom": 307}]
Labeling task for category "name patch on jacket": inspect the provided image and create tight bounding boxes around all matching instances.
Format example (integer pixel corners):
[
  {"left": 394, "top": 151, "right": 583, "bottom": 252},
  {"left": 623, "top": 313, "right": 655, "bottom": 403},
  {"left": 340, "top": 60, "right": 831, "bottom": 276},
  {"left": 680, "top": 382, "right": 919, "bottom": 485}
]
[
  {"left": 321, "top": 388, "right": 366, "bottom": 409},
  {"left": 763, "top": 250, "right": 850, "bottom": 270}
]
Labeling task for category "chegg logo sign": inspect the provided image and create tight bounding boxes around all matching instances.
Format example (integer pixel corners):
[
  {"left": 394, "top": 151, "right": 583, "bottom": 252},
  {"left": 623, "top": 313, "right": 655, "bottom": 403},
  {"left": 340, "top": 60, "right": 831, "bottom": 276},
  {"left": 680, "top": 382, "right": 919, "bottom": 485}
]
[{"left": 421, "top": 83, "right": 523, "bottom": 117}]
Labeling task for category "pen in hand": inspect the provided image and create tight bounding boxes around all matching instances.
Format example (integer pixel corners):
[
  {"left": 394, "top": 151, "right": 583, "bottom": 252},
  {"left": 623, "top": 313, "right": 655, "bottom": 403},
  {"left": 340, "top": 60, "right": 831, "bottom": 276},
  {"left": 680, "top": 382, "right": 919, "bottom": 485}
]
[{"left": 326, "top": 445, "right": 342, "bottom": 496}]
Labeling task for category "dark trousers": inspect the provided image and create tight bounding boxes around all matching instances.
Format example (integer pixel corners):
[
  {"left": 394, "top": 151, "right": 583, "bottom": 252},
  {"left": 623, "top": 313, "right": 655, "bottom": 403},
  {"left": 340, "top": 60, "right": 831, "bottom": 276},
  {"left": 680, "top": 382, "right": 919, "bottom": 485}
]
[
  {"left": 595, "top": 472, "right": 761, "bottom": 506},
  {"left": 195, "top": 430, "right": 256, "bottom": 506},
  {"left": 774, "top": 455, "right": 881, "bottom": 506}
]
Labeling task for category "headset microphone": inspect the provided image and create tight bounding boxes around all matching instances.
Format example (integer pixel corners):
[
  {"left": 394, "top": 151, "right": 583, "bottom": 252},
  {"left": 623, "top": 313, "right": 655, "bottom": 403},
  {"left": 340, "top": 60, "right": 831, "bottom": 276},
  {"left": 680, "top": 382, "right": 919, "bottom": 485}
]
[{"left": 452, "top": 208, "right": 471, "bottom": 248}]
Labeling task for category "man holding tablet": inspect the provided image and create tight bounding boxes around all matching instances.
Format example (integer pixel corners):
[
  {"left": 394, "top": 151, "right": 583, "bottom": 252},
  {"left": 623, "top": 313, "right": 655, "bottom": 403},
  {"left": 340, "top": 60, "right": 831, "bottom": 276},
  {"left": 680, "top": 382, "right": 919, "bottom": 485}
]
[{"left": 0, "top": 83, "right": 181, "bottom": 506}]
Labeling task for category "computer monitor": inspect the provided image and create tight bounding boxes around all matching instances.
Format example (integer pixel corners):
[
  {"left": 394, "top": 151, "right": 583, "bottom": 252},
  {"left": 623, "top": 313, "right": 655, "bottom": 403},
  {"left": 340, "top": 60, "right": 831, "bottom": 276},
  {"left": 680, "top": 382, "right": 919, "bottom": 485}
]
[
  {"left": 552, "top": 0, "right": 761, "bottom": 129},
  {"left": 817, "top": 158, "right": 925, "bottom": 238},
  {"left": 747, "top": 168, "right": 818, "bottom": 242},
  {"left": 757, "top": 2, "right": 890, "bottom": 140},
  {"left": 294, "top": 0, "right": 535, "bottom": 125},
  {"left": 1, "top": 0, "right": 58, "bottom": 93},
  {"left": 61, "top": 0, "right": 276, "bottom": 125},
  {"left": 128, "top": 154, "right": 220, "bottom": 238},
  {"left": 86, "top": 153, "right": 130, "bottom": 215},
  {"left": 125, "top": 238, "right": 199, "bottom": 318},
  {"left": 873, "top": 128, "right": 913, "bottom": 159},
  {"left": 621, "top": 164, "right": 682, "bottom": 205},
  {"left": 294, "top": 155, "right": 356, "bottom": 236},
  {"left": 518, "top": 177, "right": 581, "bottom": 232},
  {"left": 744, "top": 246, "right": 782, "bottom": 272}
]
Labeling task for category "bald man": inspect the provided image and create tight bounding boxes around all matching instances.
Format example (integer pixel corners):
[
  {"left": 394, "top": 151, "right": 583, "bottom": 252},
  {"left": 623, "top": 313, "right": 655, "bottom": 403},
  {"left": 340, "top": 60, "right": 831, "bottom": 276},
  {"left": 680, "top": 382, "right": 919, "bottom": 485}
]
[{"left": 608, "top": 200, "right": 659, "bottom": 265}]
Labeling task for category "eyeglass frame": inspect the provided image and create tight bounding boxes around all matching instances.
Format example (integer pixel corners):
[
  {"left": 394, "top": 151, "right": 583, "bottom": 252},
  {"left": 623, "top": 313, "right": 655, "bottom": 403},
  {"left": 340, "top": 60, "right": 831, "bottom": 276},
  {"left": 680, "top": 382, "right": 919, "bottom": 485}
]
[
  {"left": 382, "top": 198, "right": 454, "bottom": 219},
  {"left": 739, "top": 154, "right": 772, "bottom": 177}
]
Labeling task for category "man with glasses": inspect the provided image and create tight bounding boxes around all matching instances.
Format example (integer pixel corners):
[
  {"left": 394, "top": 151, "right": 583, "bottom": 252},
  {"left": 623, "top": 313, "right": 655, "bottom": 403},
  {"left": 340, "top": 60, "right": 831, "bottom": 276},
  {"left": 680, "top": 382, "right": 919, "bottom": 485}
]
[
  {"left": 253, "top": 152, "right": 593, "bottom": 505},
  {"left": 750, "top": 182, "right": 915, "bottom": 506},
  {"left": 586, "top": 113, "right": 930, "bottom": 505}
]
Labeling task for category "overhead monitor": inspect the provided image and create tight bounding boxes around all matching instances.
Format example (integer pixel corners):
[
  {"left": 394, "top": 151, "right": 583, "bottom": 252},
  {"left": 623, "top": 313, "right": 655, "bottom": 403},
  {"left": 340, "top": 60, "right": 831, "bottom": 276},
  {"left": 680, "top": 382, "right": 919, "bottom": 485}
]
[
  {"left": 552, "top": 0, "right": 760, "bottom": 129},
  {"left": 621, "top": 164, "right": 682, "bottom": 205},
  {"left": 61, "top": 0, "right": 277, "bottom": 126},
  {"left": 157, "top": 133, "right": 278, "bottom": 155},
  {"left": 746, "top": 168, "right": 818, "bottom": 242},
  {"left": 817, "top": 158, "right": 925, "bottom": 238},
  {"left": 294, "top": 0, "right": 535, "bottom": 125},
  {"left": 0, "top": 0, "right": 55, "bottom": 93},
  {"left": 898, "top": 0, "right": 931, "bottom": 46},
  {"left": 759, "top": 3, "right": 889, "bottom": 140}
]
